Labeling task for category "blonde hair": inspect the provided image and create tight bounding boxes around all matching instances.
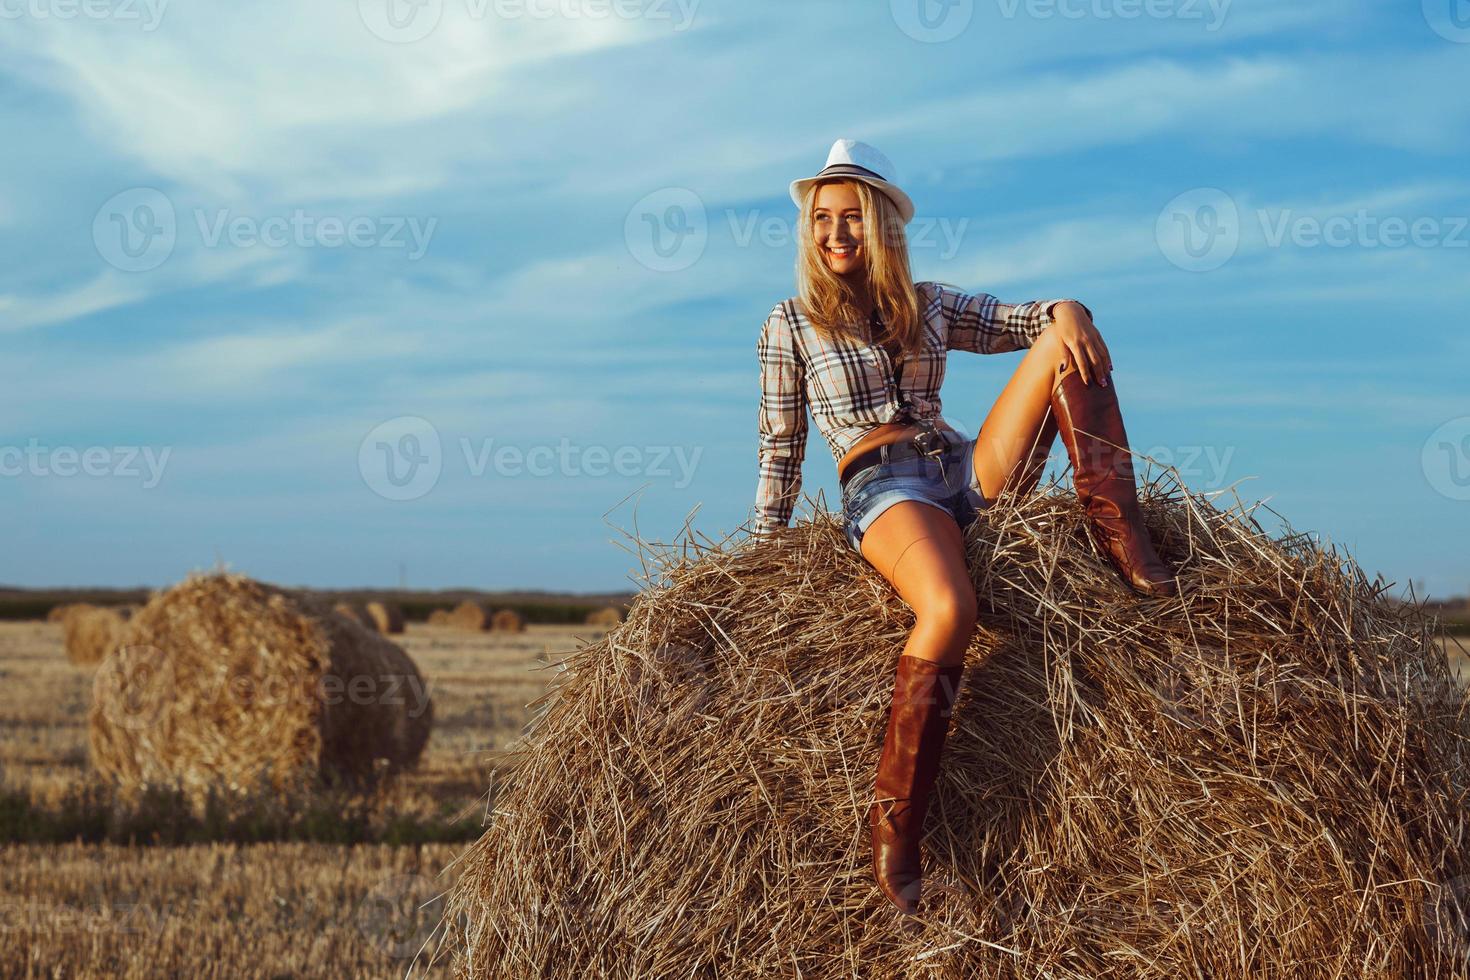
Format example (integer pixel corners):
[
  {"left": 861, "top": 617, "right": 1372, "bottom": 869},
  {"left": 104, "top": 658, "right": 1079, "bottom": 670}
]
[{"left": 793, "top": 178, "right": 922, "bottom": 360}]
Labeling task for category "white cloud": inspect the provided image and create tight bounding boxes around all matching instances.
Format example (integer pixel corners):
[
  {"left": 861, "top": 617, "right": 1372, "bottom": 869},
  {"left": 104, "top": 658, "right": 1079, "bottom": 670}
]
[
  {"left": 928, "top": 179, "right": 1470, "bottom": 304},
  {"left": 867, "top": 47, "right": 1470, "bottom": 183},
  {"left": 0, "top": 270, "right": 152, "bottom": 332},
  {"left": 0, "top": 1, "right": 652, "bottom": 200},
  {"left": 0, "top": 246, "right": 304, "bottom": 332}
]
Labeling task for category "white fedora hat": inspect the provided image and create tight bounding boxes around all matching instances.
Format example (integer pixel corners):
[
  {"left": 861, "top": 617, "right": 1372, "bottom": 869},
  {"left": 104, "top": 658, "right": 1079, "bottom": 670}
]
[{"left": 789, "top": 138, "right": 915, "bottom": 224}]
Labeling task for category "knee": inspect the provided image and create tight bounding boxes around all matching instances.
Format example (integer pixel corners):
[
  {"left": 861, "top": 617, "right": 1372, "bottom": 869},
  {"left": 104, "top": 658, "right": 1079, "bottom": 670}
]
[
  {"left": 1028, "top": 329, "right": 1070, "bottom": 377},
  {"left": 1031, "top": 326, "right": 1062, "bottom": 357},
  {"left": 915, "top": 590, "right": 978, "bottom": 638}
]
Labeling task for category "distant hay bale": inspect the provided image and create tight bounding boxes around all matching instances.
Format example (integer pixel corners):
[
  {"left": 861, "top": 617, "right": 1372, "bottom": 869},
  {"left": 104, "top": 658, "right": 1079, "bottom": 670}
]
[
  {"left": 438, "top": 472, "right": 1470, "bottom": 979},
  {"left": 585, "top": 606, "right": 623, "bottom": 627},
  {"left": 490, "top": 608, "right": 525, "bottom": 632},
  {"left": 47, "top": 602, "right": 84, "bottom": 623},
  {"left": 447, "top": 601, "right": 491, "bottom": 631},
  {"left": 89, "top": 572, "right": 433, "bottom": 805},
  {"left": 61, "top": 605, "right": 127, "bottom": 667},
  {"left": 427, "top": 609, "right": 453, "bottom": 627},
  {"left": 333, "top": 601, "right": 379, "bottom": 631},
  {"left": 365, "top": 600, "right": 405, "bottom": 634}
]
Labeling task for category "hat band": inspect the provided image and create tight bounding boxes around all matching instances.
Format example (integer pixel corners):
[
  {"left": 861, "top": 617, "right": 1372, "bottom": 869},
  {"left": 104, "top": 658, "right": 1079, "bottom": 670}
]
[{"left": 814, "top": 162, "right": 888, "bottom": 182}]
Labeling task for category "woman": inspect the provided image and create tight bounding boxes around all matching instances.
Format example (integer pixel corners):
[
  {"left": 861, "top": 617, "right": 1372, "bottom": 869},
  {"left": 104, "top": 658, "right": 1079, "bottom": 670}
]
[{"left": 752, "top": 139, "right": 1180, "bottom": 916}]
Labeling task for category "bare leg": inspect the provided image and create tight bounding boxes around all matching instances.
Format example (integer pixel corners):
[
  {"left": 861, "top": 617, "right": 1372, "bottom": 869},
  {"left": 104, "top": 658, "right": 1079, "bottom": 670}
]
[
  {"left": 857, "top": 501, "right": 977, "bottom": 666},
  {"left": 970, "top": 330, "right": 1069, "bottom": 503},
  {"left": 857, "top": 500, "right": 972, "bottom": 915}
]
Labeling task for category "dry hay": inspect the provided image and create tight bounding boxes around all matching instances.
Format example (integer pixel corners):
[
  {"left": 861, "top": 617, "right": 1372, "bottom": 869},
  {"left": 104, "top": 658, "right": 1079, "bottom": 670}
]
[
  {"left": 365, "top": 600, "right": 405, "bottom": 634},
  {"left": 585, "top": 605, "right": 623, "bottom": 627},
  {"left": 447, "top": 601, "right": 492, "bottom": 631},
  {"left": 61, "top": 604, "right": 127, "bottom": 667},
  {"left": 89, "top": 572, "right": 433, "bottom": 805},
  {"left": 490, "top": 608, "right": 526, "bottom": 632},
  {"left": 333, "top": 601, "right": 380, "bottom": 631},
  {"left": 46, "top": 602, "right": 84, "bottom": 623},
  {"left": 427, "top": 609, "right": 454, "bottom": 627},
  {"left": 435, "top": 471, "right": 1470, "bottom": 979}
]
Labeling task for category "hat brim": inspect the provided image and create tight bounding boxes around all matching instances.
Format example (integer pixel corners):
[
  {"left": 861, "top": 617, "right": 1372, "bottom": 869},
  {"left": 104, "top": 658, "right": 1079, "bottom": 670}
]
[{"left": 790, "top": 174, "right": 915, "bottom": 225}]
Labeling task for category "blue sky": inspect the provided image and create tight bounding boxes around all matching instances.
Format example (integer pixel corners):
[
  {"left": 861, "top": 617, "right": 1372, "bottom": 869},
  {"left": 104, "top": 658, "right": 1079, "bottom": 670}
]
[{"left": 2, "top": 0, "right": 1467, "bottom": 599}]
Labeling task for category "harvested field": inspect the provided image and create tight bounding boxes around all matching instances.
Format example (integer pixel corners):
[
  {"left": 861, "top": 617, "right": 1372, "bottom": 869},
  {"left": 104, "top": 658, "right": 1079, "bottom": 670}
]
[{"left": 2, "top": 616, "right": 593, "bottom": 976}]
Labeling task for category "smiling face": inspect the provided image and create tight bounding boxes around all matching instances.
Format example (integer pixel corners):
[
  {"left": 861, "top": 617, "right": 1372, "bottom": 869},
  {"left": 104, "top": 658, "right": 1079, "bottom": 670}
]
[{"left": 812, "top": 181, "right": 866, "bottom": 280}]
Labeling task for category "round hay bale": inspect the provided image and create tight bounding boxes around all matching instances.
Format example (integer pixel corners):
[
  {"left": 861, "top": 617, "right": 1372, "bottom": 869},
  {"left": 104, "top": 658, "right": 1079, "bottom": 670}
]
[
  {"left": 61, "top": 604, "right": 127, "bottom": 667},
  {"left": 427, "top": 609, "right": 453, "bottom": 627},
  {"left": 89, "top": 572, "right": 433, "bottom": 804},
  {"left": 585, "top": 606, "right": 623, "bottom": 627},
  {"left": 490, "top": 608, "right": 525, "bottom": 632},
  {"left": 438, "top": 474, "right": 1470, "bottom": 978},
  {"left": 333, "top": 601, "right": 379, "bottom": 631},
  {"left": 47, "top": 602, "right": 84, "bottom": 623},
  {"left": 447, "top": 601, "right": 491, "bottom": 631},
  {"left": 365, "top": 600, "right": 405, "bottom": 634}
]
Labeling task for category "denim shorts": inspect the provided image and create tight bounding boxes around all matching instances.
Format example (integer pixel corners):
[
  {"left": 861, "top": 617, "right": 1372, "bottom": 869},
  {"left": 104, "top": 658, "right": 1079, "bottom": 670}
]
[{"left": 840, "top": 431, "right": 991, "bottom": 554}]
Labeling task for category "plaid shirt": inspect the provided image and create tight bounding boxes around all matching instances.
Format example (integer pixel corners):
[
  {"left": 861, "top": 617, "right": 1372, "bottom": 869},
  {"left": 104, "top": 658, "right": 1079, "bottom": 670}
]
[{"left": 753, "top": 280, "right": 1090, "bottom": 537}]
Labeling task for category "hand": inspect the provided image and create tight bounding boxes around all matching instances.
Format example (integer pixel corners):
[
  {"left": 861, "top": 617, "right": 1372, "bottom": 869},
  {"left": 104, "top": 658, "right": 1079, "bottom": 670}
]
[{"left": 1048, "top": 302, "right": 1111, "bottom": 387}]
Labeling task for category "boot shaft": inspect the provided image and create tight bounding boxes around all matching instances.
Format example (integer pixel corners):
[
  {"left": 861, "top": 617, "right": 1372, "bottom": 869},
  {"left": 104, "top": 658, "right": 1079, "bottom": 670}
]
[
  {"left": 873, "top": 655, "right": 964, "bottom": 817},
  {"left": 1051, "top": 368, "right": 1139, "bottom": 499},
  {"left": 1049, "top": 367, "right": 1180, "bottom": 598}
]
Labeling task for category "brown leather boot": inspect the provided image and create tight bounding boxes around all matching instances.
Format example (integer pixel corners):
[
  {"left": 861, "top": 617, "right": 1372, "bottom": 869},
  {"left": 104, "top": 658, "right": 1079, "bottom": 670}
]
[
  {"left": 1051, "top": 367, "right": 1179, "bottom": 598},
  {"left": 868, "top": 654, "right": 965, "bottom": 915}
]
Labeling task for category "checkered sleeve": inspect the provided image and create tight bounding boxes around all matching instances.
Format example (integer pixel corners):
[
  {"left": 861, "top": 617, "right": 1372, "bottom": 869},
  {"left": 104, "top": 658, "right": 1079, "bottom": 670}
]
[
  {"left": 934, "top": 282, "right": 1092, "bottom": 355},
  {"left": 752, "top": 304, "right": 808, "bottom": 538}
]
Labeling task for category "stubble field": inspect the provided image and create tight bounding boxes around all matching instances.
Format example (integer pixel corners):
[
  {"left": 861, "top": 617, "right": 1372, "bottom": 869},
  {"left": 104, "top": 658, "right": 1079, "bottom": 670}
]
[
  {"left": 2, "top": 619, "right": 1466, "bottom": 978},
  {"left": 0, "top": 618, "right": 599, "bottom": 979}
]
